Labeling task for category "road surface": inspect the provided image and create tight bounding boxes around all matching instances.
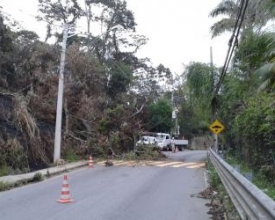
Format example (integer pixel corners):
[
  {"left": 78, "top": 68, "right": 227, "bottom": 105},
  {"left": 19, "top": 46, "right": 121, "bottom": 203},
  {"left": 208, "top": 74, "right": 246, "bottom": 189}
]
[{"left": 0, "top": 150, "right": 210, "bottom": 220}]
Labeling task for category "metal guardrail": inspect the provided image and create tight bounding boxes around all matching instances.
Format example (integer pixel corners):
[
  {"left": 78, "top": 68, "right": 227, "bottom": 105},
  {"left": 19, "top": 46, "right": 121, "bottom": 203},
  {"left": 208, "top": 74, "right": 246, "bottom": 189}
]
[{"left": 209, "top": 148, "right": 275, "bottom": 220}]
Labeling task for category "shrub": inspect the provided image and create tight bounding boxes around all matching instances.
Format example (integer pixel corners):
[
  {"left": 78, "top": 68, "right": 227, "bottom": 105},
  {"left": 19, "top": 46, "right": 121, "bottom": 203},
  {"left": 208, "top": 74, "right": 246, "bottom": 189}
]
[
  {"left": 32, "top": 172, "right": 43, "bottom": 182},
  {"left": 206, "top": 158, "right": 221, "bottom": 189},
  {"left": 0, "top": 165, "right": 8, "bottom": 177},
  {"left": 0, "top": 182, "right": 12, "bottom": 191},
  {"left": 64, "top": 147, "right": 79, "bottom": 162}
]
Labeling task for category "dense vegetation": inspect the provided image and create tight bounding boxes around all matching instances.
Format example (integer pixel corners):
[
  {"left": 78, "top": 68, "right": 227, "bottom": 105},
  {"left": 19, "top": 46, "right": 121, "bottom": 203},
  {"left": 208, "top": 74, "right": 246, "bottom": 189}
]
[
  {"left": 181, "top": 0, "right": 275, "bottom": 185},
  {"left": 0, "top": 0, "right": 174, "bottom": 173},
  {"left": 1, "top": 0, "right": 275, "bottom": 188}
]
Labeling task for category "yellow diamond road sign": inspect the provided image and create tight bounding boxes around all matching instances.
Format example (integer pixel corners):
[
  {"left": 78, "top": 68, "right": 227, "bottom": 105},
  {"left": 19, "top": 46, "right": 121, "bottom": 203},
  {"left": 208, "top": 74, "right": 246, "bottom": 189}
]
[{"left": 209, "top": 119, "right": 225, "bottom": 135}]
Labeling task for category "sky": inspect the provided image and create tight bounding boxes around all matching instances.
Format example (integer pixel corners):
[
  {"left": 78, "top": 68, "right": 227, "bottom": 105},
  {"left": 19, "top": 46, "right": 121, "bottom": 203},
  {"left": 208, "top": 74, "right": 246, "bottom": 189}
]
[{"left": 0, "top": 0, "right": 230, "bottom": 74}]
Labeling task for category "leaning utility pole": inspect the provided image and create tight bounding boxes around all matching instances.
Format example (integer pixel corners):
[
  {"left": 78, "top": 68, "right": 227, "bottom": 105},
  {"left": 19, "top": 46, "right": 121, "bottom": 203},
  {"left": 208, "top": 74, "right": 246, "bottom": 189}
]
[
  {"left": 210, "top": 46, "right": 218, "bottom": 151},
  {"left": 54, "top": 23, "right": 69, "bottom": 163}
]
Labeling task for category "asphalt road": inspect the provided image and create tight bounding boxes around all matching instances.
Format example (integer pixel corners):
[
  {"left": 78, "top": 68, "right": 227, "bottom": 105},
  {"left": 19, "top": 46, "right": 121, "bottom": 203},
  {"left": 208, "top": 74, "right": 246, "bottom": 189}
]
[{"left": 0, "top": 150, "right": 210, "bottom": 220}]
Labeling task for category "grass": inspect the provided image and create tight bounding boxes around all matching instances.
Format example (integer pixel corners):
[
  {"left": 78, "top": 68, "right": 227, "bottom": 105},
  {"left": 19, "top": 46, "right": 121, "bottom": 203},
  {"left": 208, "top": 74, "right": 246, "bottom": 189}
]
[
  {"left": 31, "top": 172, "right": 43, "bottom": 182},
  {"left": 0, "top": 181, "right": 13, "bottom": 191},
  {"left": 222, "top": 154, "right": 275, "bottom": 215},
  {"left": 253, "top": 174, "right": 275, "bottom": 199},
  {"left": 0, "top": 165, "right": 9, "bottom": 177},
  {"left": 206, "top": 156, "right": 241, "bottom": 219},
  {"left": 206, "top": 157, "right": 221, "bottom": 188},
  {"left": 64, "top": 147, "right": 79, "bottom": 162},
  {"left": 226, "top": 155, "right": 252, "bottom": 173},
  {"left": 225, "top": 154, "right": 275, "bottom": 199},
  {"left": 0, "top": 172, "right": 45, "bottom": 192},
  {"left": 0, "top": 180, "right": 28, "bottom": 192}
]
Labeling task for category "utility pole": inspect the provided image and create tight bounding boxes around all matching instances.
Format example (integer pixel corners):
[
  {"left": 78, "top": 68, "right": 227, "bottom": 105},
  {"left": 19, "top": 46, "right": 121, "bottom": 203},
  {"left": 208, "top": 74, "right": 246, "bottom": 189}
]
[
  {"left": 171, "top": 85, "right": 175, "bottom": 136},
  {"left": 171, "top": 76, "right": 179, "bottom": 137},
  {"left": 210, "top": 46, "right": 218, "bottom": 152},
  {"left": 54, "top": 23, "right": 69, "bottom": 163}
]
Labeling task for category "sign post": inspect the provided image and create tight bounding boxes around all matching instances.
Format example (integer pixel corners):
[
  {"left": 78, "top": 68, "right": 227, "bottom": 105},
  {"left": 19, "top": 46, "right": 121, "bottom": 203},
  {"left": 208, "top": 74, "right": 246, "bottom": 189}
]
[{"left": 209, "top": 119, "right": 225, "bottom": 152}]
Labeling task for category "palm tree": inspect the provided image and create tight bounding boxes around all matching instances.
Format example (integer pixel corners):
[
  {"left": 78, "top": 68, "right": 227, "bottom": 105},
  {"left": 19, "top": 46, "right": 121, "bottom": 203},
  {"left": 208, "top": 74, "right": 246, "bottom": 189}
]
[
  {"left": 209, "top": 0, "right": 275, "bottom": 38},
  {"left": 256, "top": 60, "right": 275, "bottom": 93},
  {"left": 234, "top": 29, "right": 275, "bottom": 93},
  {"left": 234, "top": 30, "right": 275, "bottom": 80}
]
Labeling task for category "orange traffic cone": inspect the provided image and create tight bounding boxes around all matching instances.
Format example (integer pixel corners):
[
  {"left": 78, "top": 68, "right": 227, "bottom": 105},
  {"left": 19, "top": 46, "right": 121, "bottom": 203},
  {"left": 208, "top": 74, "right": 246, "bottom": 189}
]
[
  {"left": 88, "top": 155, "right": 93, "bottom": 168},
  {"left": 57, "top": 175, "right": 73, "bottom": 203}
]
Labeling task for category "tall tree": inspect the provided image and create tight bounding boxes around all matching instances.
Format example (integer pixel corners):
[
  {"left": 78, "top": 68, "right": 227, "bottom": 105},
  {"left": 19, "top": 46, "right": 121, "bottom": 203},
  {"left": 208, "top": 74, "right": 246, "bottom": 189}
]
[
  {"left": 181, "top": 62, "right": 216, "bottom": 135},
  {"left": 37, "top": 0, "right": 83, "bottom": 41},
  {"left": 233, "top": 30, "right": 275, "bottom": 84},
  {"left": 145, "top": 99, "right": 173, "bottom": 133},
  {"left": 209, "top": 0, "right": 274, "bottom": 38},
  {"left": 0, "top": 12, "right": 15, "bottom": 89}
]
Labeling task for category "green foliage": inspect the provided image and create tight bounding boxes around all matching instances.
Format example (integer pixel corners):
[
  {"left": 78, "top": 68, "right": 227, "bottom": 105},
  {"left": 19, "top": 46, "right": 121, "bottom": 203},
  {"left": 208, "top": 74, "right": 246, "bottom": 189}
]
[
  {"left": 236, "top": 31, "right": 275, "bottom": 70},
  {"left": 219, "top": 88, "right": 275, "bottom": 185},
  {"left": 98, "top": 118, "right": 111, "bottom": 134},
  {"left": 180, "top": 62, "right": 215, "bottom": 137},
  {"left": 0, "top": 181, "right": 12, "bottom": 191},
  {"left": 252, "top": 30, "right": 275, "bottom": 92},
  {"left": 32, "top": 172, "right": 43, "bottom": 182},
  {"left": 0, "top": 15, "right": 16, "bottom": 88},
  {"left": 209, "top": 0, "right": 275, "bottom": 38},
  {"left": 225, "top": 152, "right": 275, "bottom": 199},
  {"left": 218, "top": 74, "right": 250, "bottom": 148},
  {"left": 0, "top": 0, "right": 162, "bottom": 173},
  {"left": 145, "top": 99, "right": 172, "bottom": 133},
  {"left": 107, "top": 132, "right": 120, "bottom": 152},
  {"left": 259, "top": 165, "right": 275, "bottom": 184},
  {"left": 185, "top": 62, "right": 214, "bottom": 119},
  {"left": 156, "top": 64, "right": 172, "bottom": 78},
  {"left": 0, "top": 165, "right": 8, "bottom": 177},
  {"left": 234, "top": 30, "right": 275, "bottom": 88},
  {"left": 186, "top": 62, "right": 213, "bottom": 98},
  {"left": 37, "top": 0, "right": 83, "bottom": 24},
  {"left": 64, "top": 147, "right": 79, "bottom": 162},
  {"left": 0, "top": 138, "right": 29, "bottom": 174},
  {"left": 98, "top": 105, "right": 124, "bottom": 134},
  {"left": 206, "top": 158, "right": 221, "bottom": 189},
  {"left": 106, "top": 62, "right": 132, "bottom": 97},
  {"left": 233, "top": 92, "right": 275, "bottom": 168},
  {"left": 253, "top": 173, "right": 275, "bottom": 199}
]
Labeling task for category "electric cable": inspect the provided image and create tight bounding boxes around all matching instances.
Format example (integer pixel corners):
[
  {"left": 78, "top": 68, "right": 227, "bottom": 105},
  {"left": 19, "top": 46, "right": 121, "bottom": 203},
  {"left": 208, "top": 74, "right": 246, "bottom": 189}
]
[{"left": 213, "top": 0, "right": 249, "bottom": 99}]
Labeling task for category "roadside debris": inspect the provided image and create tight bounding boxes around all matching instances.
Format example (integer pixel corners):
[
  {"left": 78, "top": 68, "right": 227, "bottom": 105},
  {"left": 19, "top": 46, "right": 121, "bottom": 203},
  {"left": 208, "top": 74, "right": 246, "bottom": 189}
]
[
  {"left": 105, "top": 161, "right": 114, "bottom": 167},
  {"left": 197, "top": 187, "right": 226, "bottom": 220}
]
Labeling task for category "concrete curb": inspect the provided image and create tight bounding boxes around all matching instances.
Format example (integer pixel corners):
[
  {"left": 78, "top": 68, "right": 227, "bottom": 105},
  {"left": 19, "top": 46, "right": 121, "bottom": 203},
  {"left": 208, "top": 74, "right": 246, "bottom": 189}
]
[{"left": 0, "top": 161, "right": 88, "bottom": 184}]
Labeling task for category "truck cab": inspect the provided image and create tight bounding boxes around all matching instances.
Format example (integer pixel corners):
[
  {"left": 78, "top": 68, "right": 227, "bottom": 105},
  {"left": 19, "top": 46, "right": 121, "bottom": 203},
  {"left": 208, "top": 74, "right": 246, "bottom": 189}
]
[{"left": 155, "top": 133, "right": 171, "bottom": 150}]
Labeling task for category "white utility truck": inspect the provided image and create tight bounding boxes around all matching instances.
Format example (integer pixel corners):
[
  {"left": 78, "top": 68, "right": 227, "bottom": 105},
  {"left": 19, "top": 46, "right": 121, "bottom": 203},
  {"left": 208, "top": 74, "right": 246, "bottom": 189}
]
[{"left": 155, "top": 133, "right": 188, "bottom": 151}]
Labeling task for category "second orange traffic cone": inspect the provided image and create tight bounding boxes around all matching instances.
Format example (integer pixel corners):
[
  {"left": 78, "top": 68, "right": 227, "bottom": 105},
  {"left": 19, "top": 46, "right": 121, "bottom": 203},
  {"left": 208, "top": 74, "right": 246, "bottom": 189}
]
[
  {"left": 57, "top": 174, "right": 73, "bottom": 203},
  {"left": 88, "top": 155, "right": 93, "bottom": 168}
]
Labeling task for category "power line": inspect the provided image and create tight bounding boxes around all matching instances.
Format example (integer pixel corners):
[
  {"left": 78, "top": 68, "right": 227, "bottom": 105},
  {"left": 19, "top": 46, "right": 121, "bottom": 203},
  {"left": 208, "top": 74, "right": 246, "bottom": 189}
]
[{"left": 213, "top": 0, "right": 249, "bottom": 98}]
